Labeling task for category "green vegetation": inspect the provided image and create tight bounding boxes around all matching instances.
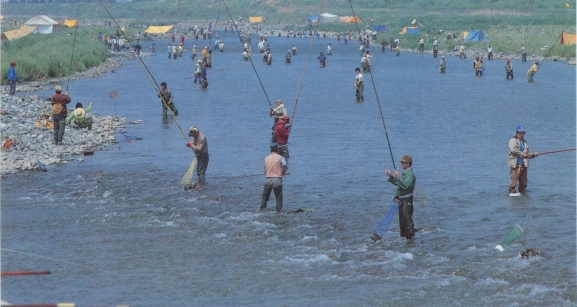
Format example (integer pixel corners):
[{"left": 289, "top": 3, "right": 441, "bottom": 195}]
[
  {"left": 1, "top": 28, "right": 111, "bottom": 83},
  {"left": 1, "top": 0, "right": 575, "bottom": 80}
]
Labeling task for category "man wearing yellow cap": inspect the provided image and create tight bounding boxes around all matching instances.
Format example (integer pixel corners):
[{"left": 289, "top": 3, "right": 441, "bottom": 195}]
[
  {"left": 385, "top": 155, "right": 416, "bottom": 240},
  {"left": 51, "top": 85, "right": 71, "bottom": 145}
]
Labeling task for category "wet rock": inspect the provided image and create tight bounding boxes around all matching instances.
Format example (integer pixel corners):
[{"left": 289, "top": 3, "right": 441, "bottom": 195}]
[{"left": 0, "top": 93, "right": 127, "bottom": 174}]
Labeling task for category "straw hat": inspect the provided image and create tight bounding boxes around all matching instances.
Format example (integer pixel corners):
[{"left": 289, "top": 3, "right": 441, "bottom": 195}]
[{"left": 73, "top": 108, "right": 86, "bottom": 119}]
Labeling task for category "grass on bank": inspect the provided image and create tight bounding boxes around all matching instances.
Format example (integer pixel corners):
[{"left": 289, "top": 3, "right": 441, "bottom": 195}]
[{"left": 1, "top": 27, "right": 112, "bottom": 84}]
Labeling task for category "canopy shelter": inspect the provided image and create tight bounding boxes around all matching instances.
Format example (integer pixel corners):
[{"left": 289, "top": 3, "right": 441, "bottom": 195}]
[
  {"left": 561, "top": 32, "right": 576, "bottom": 45},
  {"left": 25, "top": 15, "right": 59, "bottom": 34},
  {"left": 1, "top": 25, "right": 37, "bottom": 41},
  {"left": 144, "top": 25, "right": 174, "bottom": 34},
  {"left": 373, "top": 25, "right": 387, "bottom": 33},
  {"left": 319, "top": 13, "right": 340, "bottom": 23},
  {"left": 342, "top": 16, "right": 361, "bottom": 23},
  {"left": 248, "top": 16, "right": 264, "bottom": 23},
  {"left": 305, "top": 15, "right": 318, "bottom": 24},
  {"left": 400, "top": 26, "right": 420, "bottom": 34},
  {"left": 410, "top": 19, "right": 424, "bottom": 27},
  {"left": 463, "top": 30, "right": 486, "bottom": 42},
  {"left": 63, "top": 19, "right": 78, "bottom": 27}
]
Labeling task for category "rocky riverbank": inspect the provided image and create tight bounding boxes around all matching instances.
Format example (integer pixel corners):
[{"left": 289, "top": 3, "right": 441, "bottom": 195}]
[
  {"left": 0, "top": 94, "right": 128, "bottom": 174},
  {"left": 0, "top": 54, "right": 134, "bottom": 175}
]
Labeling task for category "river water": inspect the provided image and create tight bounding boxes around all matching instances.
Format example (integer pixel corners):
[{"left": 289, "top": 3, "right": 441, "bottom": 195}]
[{"left": 2, "top": 32, "right": 576, "bottom": 306}]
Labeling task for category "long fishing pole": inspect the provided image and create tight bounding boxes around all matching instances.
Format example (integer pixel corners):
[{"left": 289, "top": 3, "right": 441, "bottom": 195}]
[
  {"left": 222, "top": 0, "right": 272, "bottom": 107},
  {"left": 347, "top": 0, "right": 397, "bottom": 171},
  {"left": 537, "top": 21, "right": 574, "bottom": 71},
  {"left": 65, "top": 6, "right": 80, "bottom": 93},
  {"left": 97, "top": 0, "right": 190, "bottom": 143},
  {"left": 207, "top": 10, "right": 221, "bottom": 51},
  {"left": 536, "top": 148, "right": 576, "bottom": 155},
  {"left": 185, "top": 64, "right": 250, "bottom": 79},
  {"left": 289, "top": 0, "right": 325, "bottom": 128}
]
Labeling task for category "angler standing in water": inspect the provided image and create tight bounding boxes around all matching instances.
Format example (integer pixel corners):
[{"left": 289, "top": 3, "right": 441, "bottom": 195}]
[
  {"left": 51, "top": 85, "right": 71, "bottom": 145},
  {"left": 508, "top": 125, "right": 539, "bottom": 194},
  {"left": 317, "top": 51, "right": 326, "bottom": 68},
  {"left": 191, "top": 45, "right": 197, "bottom": 60},
  {"left": 270, "top": 99, "right": 287, "bottom": 142},
  {"left": 440, "top": 55, "right": 446, "bottom": 73},
  {"left": 186, "top": 126, "right": 209, "bottom": 187},
  {"left": 274, "top": 116, "right": 291, "bottom": 161},
  {"left": 193, "top": 60, "right": 202, "bottom": 84},
  {"left": 157, "top": 82, "right": 178, "bottom": 115},
  {"left": 527, "top": 61, "right": 539, "bottom": 82},
  {"left": 505, "top": 58, "right": 514, "bottom": 80},
  {"left": 473, "top": 55, "right": 483, "bottom": 76},
  {"left": 260, "top": 142, "right": 288, "bottom": 213},
  {"left": 354, "top": 67, "right": 364, "bottom": 102},
  {"left": 385, "top": 155, "right": 416, "bottom": 240}
]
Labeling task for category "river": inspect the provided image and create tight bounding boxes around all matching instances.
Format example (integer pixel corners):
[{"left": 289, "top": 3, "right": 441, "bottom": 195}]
[{"left": 2, "top": 31, "right": 575, "bottom": 306}]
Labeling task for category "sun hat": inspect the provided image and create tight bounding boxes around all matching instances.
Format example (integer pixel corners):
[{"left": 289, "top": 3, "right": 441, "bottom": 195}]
[
  {"left": 73, "top": 108, "right": 86, "bottom": 119},
  {"left": 55, "top": 85, "right": 62, "bottom": 92}
]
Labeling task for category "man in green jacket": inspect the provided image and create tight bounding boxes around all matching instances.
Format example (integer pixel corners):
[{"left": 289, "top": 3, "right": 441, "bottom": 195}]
[{"left": 386, "top": 155, "right": 416, "bottom": 240}]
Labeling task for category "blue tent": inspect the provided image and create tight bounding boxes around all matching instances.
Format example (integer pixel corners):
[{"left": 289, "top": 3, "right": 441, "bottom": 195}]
[
  {"left": 464, "top": 30, "right": 486, "bottom": 42},
  {"left": 305, "top": 15, "right": 319, "bottom": 23},
  {"left": 373, "top": 25, "right": 387, "bottom": 32}
]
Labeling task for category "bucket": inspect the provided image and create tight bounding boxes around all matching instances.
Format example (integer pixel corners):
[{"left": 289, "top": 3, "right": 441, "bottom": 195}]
[{"left": 500, "top": 224, "right": 524, "bottom": 246}]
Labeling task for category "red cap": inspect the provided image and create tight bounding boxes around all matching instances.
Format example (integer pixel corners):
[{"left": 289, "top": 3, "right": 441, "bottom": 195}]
[{"left": 10, "top": 62, "right": 15, "bottom": 66}]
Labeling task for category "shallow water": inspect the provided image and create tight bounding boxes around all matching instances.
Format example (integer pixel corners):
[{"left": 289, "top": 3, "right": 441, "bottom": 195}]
[{"left": 2, "top": 32, "right": 576, "bottom": 306}]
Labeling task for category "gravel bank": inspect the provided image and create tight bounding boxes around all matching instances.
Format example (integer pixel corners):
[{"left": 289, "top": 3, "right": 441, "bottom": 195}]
[{"left": 1, "top": 54, "right": 133, "bottom": 174}]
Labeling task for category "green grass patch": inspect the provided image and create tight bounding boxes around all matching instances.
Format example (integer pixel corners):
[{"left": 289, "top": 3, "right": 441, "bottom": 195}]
[{"left": 1, "top": 27, "right": 112, "bottom": 83}]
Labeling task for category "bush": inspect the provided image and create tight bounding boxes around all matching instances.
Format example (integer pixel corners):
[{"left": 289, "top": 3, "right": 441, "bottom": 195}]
[{"left": 1, "top": 27, "right": 111, "bottom": 83}]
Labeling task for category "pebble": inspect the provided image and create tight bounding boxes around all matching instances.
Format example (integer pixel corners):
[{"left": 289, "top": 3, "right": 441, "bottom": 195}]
[{"left": 0, "top": 93, "right": 127, "bottom": 174}]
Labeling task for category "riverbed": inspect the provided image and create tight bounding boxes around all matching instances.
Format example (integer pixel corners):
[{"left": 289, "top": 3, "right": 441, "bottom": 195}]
[{"left": 2, "top": 32, "right": 575, "bottom": 306}]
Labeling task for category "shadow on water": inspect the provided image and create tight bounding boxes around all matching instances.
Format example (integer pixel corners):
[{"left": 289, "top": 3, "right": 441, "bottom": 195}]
[{"left": 2, "top": 31, "right": 576, "bottom": 306}]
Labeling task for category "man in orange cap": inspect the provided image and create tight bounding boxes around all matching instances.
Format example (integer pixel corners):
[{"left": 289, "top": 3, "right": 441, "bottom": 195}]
[{"left": 385, "top": 155, "right": 416, "bottom": 240}]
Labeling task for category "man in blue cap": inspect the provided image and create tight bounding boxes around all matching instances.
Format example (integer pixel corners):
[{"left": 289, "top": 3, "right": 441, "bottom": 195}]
[{"left": 507, "top": 125, "right": 539, "bottom": 194}]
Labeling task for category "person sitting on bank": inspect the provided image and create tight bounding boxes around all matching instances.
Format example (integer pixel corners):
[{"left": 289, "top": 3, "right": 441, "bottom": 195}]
[{"left": 66, "top": 102, "right": 93, "bottom": 130}]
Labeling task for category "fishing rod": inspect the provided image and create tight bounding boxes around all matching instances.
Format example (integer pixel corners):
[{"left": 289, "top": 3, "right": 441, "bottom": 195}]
[
  {"left": 65, "top": 6, "right": 80, "bottom": 93},
  {"left": 96, "top": 0, "right": 190, "bottom": 143},
  {"left": 289, "top": 0, "right": 325, "bottom": 128},
  {"left": 1, "top": 270, "right": 51, "bottom": 277},
  {"left": 537, "top": 21, "right": 574, "bottom": 71},
  {"left": 184, "top": 64, "right": 250, "bottom": 79},
  {"left": 536, "top": 148, "right": 575, "bottom": 155},
  {"left": 222, "top": 0, "right": 272, "bottom": 107},
  {"left": 347, "top": 0, "right": 397, "bottom": 171},
  {"left": 207, "top": 10, "right": 221, "bottom": 51}
]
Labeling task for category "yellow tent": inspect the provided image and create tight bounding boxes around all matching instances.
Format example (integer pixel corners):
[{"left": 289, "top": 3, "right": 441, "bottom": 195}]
[
  {"left": 1, "top": 25, "right": 37, "bottom": 40},
  {"left": 344, "top": 16, "right": 361, "bottom": 23},
  {"left": 64, "top": 19, "right": 78, "bottom": 27},
  {"left": 144, "top": 25, "right": 174, "bottom": 34},
  {"left": 248, "top": 16, "right": 264, "bottom": 23},
  {"left": 462, "top": 31, "right": 468, "bottom": 39},
  {"left": 561, "top": 32, "right": 576, "bottom": 45}
]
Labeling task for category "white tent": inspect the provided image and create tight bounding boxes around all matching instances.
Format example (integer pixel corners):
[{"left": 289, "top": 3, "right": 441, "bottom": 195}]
[
  {"left": 319, "top": 13, "right": 340, "bottom": 23},
  {"left": 25, "top": 15, "right": 59, "bottom": 34}
]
